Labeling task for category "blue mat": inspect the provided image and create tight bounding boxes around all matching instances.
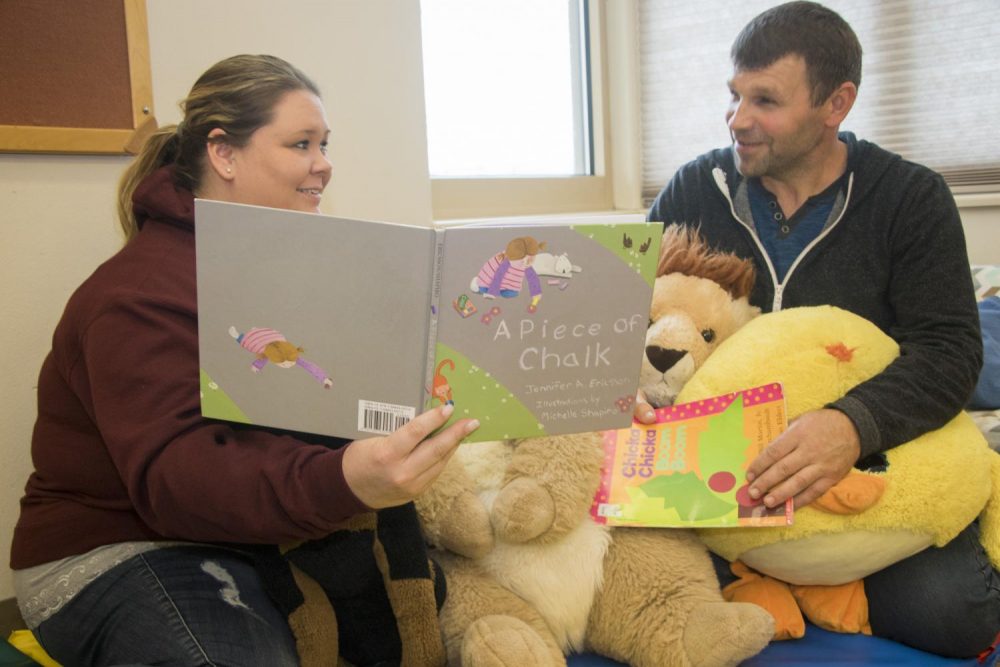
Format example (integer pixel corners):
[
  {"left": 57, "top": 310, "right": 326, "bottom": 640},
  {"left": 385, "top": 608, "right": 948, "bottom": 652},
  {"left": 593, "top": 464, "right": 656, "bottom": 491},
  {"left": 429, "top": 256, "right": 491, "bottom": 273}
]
[{"left": 566, "top": 623, "right": 994, "bottom": 666}]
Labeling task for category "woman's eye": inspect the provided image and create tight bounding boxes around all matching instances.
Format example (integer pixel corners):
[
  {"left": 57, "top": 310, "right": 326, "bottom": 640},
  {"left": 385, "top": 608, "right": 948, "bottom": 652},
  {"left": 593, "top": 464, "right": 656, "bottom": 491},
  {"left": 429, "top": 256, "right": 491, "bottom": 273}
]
[{"left": 319, "top": 141, "right": 329, "bottom": 155}]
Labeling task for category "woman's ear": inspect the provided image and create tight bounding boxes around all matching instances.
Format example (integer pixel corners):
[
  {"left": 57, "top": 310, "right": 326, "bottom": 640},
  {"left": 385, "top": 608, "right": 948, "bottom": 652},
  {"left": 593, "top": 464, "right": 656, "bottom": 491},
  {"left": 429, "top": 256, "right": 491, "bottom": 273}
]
[{"left": 205, "top": 128, "right": 236, "bottom": 181}]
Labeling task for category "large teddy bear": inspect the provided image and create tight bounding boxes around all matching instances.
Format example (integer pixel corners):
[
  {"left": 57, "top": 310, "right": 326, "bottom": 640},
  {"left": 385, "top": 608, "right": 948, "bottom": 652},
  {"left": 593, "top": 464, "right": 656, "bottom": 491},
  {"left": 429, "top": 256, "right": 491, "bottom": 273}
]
[
  {"left": 416, "top": 227, "right": 773, "bottom": 667},
  {"left": 676, "top": 304, "right": 1000, "bottom": 639}
]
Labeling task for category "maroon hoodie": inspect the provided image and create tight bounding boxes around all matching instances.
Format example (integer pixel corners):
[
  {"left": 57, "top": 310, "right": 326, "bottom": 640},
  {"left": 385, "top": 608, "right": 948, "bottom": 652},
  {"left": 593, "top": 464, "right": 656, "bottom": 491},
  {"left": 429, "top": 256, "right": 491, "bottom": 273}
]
[{"left": 11, "top": 167, "right": 366, "bottom": 569}]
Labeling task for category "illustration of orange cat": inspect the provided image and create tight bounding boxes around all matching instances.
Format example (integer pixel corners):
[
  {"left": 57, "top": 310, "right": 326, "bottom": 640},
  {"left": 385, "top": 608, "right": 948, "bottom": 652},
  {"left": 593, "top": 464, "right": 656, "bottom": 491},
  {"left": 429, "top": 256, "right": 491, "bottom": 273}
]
[{"left": 430, "top": 358, "right": 455, "bottom": 406}]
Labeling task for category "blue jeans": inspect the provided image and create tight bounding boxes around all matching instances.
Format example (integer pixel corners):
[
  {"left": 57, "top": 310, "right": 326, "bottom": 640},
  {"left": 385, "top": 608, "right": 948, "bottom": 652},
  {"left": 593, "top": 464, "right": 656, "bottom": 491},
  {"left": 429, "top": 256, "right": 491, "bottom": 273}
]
[
  {"left": 711, "top": 520, "right": 1000, "bottom": 658},
  {"left": 34, "top": 545, "right": 299, "bottom": 667}
]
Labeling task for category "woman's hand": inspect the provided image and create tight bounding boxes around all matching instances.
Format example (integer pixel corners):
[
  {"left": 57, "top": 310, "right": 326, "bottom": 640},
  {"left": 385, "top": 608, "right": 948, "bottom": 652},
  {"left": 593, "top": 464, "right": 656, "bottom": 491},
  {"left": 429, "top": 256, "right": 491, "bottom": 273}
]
[
  {"left": 342, "top": 404, "right": 479, "bottom": 509},
  {"left": 631, "top": 389, "right": 657, "bottom": 424}
]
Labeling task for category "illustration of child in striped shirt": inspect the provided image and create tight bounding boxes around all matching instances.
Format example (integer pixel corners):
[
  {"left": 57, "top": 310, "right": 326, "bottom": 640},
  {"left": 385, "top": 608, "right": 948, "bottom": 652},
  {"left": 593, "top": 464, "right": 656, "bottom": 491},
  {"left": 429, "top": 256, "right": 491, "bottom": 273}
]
[
  {"left": 470, "top": 236, "right": 545, "bottom": 311},
  {"left": 228, "top": 326, "right": 333, "bottom": 388}
]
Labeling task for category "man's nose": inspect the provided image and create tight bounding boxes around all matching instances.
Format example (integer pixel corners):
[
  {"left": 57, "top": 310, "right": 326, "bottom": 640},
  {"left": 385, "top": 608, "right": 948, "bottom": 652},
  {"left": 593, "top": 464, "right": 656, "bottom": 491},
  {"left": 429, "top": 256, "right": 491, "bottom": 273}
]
[{"left": 727, "top": 101, "right": 750, "bottom": 132}]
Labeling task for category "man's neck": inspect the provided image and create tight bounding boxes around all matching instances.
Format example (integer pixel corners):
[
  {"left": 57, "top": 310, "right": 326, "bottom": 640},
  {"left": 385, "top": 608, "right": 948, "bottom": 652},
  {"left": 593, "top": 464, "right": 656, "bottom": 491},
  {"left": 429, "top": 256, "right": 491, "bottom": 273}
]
[{"left": 760, "top": 139, "right": 848, "bottom": 216}]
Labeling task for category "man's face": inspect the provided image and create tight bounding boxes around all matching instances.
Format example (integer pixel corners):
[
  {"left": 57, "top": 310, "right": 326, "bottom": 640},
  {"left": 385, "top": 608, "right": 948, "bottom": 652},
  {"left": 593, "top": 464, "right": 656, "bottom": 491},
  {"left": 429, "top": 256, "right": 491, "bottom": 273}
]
[{"left": 725, "top": 54, "right": 830, "bottom": 180}]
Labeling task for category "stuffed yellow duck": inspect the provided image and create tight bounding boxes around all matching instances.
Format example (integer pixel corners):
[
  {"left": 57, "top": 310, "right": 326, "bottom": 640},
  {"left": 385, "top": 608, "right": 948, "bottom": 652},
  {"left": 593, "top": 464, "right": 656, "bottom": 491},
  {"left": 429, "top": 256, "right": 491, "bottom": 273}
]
[{"left": 677, "top": 304, "right": 1000, "bottom": 638}]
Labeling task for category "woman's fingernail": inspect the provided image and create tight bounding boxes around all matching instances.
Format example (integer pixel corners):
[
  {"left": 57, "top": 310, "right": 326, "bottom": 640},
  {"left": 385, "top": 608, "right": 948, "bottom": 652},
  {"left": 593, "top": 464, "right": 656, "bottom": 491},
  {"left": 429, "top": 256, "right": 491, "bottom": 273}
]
[
  {"left": 465, "top": 419, "right": 480, "bottom": 433},
  {"left": 441, "top": 403, "right": 454, "bottom": 419}
]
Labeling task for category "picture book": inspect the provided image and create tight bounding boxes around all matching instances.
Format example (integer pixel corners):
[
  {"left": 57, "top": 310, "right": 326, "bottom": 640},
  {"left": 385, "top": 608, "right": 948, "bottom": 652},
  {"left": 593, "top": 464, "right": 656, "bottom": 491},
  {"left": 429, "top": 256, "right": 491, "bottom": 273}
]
[
  {"left": 195, "top": 200, "right": 661, "bottom": 442},
  {"left": 591, "top": 383, "right": 793, "bottom": 527}
]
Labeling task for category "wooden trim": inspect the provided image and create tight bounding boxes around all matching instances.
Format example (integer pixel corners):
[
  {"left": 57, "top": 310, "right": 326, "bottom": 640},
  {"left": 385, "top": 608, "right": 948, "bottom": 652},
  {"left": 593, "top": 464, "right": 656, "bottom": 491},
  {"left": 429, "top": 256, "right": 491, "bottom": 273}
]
[
  {"left": 0, "top": 126, "right": 137, "bottom": 154},
  {"left": 124, "top": 0, "right": 155, "bottom": 130},
  {"left": 0, "top": 0, "right": 157, "bottom": 155}
]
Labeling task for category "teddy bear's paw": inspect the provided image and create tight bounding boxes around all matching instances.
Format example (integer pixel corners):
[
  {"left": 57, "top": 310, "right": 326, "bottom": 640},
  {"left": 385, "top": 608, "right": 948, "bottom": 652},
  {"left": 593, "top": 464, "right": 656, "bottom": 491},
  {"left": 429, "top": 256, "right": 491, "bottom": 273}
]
[
  {"left": 437, "top": 490, "right": 495, "bottom": 559},
  {"left": 681, "top": 601, "right": 773, "bottom": 667},
  {"left": 461, "top": 615, "right": 566, "bottom": 667},
  {"left": 490, "top": 477, "right": 556, "bottom": 543}
]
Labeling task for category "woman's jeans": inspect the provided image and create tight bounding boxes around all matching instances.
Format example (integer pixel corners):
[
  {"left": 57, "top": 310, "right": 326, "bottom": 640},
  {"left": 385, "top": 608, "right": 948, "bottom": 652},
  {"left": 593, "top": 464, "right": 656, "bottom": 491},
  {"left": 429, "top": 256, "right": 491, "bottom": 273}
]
[
  {"left": 34, "top": 546, "right": 299, "bottom": 667},
  {"left": 712, "top": 520, "right": 1000, "bottom": 658}
]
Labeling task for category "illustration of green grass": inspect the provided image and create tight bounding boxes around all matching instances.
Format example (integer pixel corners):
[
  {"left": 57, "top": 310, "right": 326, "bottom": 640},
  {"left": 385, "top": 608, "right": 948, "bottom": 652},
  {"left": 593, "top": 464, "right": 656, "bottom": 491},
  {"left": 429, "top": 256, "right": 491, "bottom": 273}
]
[
  {"left": 431, "top": 343, "right": 545, "bottom": 441},
  {"left": 200, "top": 369, "right": 251, "bottom": 424}
]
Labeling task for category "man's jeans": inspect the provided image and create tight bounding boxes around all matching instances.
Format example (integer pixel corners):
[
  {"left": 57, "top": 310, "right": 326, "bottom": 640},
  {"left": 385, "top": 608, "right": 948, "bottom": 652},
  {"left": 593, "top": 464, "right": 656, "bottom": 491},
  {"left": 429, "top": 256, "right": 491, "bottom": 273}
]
[
  {"left": 35, "top": 545, "right": 299, "bottom": 666},
  {"left": 712, "top": 520, "right": 1000, "bottom": 658}
]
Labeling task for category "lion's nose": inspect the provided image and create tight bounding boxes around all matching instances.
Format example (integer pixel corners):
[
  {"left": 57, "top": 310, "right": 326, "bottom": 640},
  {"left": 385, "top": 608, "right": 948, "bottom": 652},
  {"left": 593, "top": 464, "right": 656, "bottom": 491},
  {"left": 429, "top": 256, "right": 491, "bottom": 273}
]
[{"left": 646, "top": 346, "right": 686, "bottom": 373}]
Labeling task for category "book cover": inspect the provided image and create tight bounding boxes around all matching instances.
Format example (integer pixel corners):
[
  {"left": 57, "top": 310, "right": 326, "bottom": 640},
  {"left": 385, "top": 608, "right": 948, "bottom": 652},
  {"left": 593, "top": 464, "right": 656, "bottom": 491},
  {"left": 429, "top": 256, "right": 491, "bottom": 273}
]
[
  {"left": 591, "top": 383, "right": 793, "bottom": 527},
  {"left": 195, "top": 200, "right": 660, "bottom": 442}
]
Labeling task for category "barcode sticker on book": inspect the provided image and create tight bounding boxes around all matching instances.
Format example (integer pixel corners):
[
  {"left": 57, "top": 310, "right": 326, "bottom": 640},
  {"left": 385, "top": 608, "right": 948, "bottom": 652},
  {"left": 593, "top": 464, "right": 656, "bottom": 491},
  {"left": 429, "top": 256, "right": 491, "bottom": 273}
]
[{"left": 358, "top": 400, "right": 416, "bottom": 435}]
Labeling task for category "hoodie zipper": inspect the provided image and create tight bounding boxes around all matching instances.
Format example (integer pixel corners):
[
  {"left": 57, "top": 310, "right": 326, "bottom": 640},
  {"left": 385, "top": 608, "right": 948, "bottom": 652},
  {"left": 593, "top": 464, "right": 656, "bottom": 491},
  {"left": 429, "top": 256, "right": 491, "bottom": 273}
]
[{"left": 711, "top": 168, "right": 854, "bottom": 311}]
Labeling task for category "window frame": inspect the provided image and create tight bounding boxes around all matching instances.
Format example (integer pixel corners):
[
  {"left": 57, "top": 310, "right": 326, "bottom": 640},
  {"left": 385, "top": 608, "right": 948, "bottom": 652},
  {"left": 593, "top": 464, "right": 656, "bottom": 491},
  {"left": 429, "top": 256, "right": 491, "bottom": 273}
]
[{"left": 428, "top": 0, "right": 626, "bottom": 220}]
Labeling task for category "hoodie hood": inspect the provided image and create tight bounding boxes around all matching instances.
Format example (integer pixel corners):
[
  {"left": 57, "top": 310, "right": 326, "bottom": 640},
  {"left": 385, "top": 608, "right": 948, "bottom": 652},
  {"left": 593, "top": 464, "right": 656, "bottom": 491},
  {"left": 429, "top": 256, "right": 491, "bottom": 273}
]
[{"left": 132, "top": 165, "right": 195, "bottom": 232}]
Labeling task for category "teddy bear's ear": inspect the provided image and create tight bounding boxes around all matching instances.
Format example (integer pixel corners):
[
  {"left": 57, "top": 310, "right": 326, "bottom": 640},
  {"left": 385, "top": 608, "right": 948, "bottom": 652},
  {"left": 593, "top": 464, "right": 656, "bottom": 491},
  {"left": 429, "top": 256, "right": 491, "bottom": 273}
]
[{"left": 656, "top": 224, "right": 756, "bottom": 300}]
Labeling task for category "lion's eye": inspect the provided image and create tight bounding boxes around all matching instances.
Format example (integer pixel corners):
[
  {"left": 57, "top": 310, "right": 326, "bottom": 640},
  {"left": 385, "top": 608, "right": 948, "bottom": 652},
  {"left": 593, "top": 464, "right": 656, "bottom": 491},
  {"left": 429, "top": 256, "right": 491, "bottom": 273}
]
[{"left": 701, "top": 329, "right": 716, "bottom": 343}]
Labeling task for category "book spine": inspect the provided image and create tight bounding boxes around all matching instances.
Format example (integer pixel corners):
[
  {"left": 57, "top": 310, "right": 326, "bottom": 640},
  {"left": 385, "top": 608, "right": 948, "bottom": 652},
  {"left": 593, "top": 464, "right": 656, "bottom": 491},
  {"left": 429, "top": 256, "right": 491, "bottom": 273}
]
[{"left": 421, "top": 228, "right": 447, "bottom": 410}]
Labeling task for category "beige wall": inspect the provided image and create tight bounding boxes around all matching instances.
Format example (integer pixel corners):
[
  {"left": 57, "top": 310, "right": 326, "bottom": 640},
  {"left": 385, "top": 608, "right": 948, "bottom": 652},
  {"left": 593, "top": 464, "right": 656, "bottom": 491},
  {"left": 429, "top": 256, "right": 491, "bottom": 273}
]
[
  {"left": 958, "top": 202, "right": 1000, "bottom": 265},
  {"left": 2, "top": 0, "right": 999, "bottom": 602}
]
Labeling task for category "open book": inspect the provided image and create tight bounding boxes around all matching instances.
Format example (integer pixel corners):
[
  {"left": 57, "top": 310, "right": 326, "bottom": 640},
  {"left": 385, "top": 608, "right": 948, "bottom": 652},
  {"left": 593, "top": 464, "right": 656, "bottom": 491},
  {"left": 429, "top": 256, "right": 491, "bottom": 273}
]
[
  {"left": 591, "top": 383, "right": 793, "bottom": 527},
  {"left": 195, "top": 200, "right": 660, "bottom": 442}
]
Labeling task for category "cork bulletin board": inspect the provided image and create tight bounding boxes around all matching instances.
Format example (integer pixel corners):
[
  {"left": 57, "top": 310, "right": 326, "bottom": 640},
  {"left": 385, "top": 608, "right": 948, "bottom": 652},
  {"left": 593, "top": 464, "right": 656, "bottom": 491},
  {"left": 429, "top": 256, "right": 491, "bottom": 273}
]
[{"left": 0, "top": 0, "right": 156, "bottom": 154}]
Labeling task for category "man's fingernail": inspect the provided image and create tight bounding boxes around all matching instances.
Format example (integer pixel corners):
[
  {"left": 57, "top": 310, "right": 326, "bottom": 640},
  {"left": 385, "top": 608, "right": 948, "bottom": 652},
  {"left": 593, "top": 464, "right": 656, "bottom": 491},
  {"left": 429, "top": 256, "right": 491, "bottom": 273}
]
[
  {"left": 746, "top": 472, "right": 755, "bottom": 482},
  {"left": 749, "top": 487, "right": 760, "bottom": 499},
  {"left": 441, "top": 404, "right": 454, "bottom": 418},
  {"left": 763, "top": 495, "right": 774, "bottom": 507}
]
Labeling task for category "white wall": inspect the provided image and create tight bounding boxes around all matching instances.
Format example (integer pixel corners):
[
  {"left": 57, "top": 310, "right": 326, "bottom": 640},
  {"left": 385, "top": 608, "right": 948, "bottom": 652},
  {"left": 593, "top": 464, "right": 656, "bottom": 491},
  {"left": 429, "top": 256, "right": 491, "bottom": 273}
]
[{"left": 0, "top": 0, "right": 433, "bottom": 601}]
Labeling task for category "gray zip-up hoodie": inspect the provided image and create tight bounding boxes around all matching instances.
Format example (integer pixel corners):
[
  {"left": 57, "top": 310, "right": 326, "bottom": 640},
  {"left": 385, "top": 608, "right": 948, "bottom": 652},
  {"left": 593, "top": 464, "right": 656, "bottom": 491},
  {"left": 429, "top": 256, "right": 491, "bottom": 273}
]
[{"left": 648, "top": 132, "right": 983, "bottom": 460}]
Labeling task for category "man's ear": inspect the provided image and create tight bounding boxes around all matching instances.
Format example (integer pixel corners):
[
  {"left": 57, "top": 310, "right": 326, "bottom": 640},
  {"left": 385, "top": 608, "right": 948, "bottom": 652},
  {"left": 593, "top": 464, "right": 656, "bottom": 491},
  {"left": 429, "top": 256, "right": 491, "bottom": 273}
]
[
  {"left": 205, "top": 128, "right": 236, "bottom": 181},
  {"left": 825, "top": 82, "right": 858, "bottom": 127}
]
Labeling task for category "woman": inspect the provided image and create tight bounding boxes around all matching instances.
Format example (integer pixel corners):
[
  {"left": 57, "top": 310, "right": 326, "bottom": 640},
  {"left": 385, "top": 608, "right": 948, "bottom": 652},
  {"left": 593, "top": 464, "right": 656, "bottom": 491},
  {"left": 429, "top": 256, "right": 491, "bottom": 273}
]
[{"left": 11, "top": 54, "right": 478, "bottom": 666}]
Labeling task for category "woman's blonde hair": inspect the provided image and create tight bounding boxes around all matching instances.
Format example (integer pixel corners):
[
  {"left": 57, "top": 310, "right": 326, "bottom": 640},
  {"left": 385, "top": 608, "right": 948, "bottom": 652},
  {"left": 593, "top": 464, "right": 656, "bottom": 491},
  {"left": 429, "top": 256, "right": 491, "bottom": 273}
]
[{"left": 116, "top": 54, "right": 320, "bottom": 242}]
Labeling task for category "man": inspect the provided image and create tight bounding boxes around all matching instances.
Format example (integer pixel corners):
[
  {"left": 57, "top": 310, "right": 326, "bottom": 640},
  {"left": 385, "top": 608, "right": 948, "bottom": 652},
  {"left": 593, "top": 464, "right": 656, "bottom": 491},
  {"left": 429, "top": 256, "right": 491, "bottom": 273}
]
[{"left": 644, "top": 1, "right": 997, "bottom": 657}]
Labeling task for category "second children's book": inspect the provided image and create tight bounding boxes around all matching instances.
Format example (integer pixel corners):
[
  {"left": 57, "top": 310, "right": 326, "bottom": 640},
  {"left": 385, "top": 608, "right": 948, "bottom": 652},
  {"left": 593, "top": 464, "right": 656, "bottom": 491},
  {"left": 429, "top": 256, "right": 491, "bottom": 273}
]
[
  {"left": 195, "top": 200, "right": 660, "bottom": 442},
  {"left": 591, "top": 383, "right": 793, "bottom": 527}
]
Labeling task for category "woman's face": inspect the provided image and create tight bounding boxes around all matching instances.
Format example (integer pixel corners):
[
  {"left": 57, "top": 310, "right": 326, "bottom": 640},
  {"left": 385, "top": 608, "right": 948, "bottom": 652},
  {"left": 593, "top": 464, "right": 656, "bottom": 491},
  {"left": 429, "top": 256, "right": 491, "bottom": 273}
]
[{"left": 228, "top": 89, "right": 332, "bottom": 212}]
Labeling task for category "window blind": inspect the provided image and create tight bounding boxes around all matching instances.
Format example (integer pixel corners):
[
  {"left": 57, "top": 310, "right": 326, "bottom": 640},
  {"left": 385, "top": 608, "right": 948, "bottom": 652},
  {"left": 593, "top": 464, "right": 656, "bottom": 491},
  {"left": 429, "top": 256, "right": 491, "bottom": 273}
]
[{"left": 638, "top": 0, "right": 1000, "bottom": 202}]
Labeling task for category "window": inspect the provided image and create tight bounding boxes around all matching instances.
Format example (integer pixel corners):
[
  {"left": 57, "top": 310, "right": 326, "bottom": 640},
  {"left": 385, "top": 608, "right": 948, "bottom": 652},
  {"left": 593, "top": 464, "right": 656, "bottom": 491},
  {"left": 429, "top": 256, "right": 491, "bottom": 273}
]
[
  {"left": 638, "top": 0, "right": 1000, "bottom": 202},
  {"left": 420, "top": 0, "right": 616, "bottom": 219},
  {"left": 421, "top": 0, "right": 590, "bottom": 177}
]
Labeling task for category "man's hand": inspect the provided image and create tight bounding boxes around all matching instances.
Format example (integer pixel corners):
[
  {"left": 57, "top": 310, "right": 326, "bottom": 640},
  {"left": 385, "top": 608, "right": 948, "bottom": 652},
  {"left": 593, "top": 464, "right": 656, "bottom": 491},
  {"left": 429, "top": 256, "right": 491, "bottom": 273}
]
[
  {"left": 746, "top": 408, "right": 860, "bottom": 509},
  {"left": 342, "top": 404, "right": 479, "bottom": 509}
]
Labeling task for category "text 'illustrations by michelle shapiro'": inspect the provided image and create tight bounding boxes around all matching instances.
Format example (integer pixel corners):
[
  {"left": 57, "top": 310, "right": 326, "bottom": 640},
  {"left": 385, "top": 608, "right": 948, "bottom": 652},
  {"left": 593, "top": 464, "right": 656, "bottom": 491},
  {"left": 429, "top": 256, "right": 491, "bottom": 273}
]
[{"left": 431, "top": 224, "right": 660, "bottom": 441}]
